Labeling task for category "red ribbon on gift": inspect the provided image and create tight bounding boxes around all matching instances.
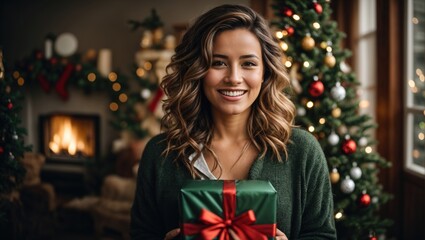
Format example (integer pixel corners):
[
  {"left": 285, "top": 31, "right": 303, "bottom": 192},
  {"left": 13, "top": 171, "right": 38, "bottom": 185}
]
[{"left": 183, "top": 180, "right": 276, "bottom": 240}]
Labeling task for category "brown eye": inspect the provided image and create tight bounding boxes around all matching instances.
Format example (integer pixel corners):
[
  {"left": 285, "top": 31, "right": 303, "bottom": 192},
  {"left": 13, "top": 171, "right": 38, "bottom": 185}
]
[
  {"left": 212, "top": 61, "right": 226, "bottom": 67},
  {"left": 242, "top": 61, "right": 257, "bottom": 67}
]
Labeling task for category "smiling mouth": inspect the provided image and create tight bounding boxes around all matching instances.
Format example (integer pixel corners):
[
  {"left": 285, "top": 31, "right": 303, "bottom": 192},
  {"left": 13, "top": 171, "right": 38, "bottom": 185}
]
[{"left": 218, "top": 90, "right": 247, "bottom": 97}]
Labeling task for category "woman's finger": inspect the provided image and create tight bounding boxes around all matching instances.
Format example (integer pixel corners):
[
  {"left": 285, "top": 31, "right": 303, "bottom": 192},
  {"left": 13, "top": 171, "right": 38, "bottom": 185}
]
[
  {"left": 276, "top": 228, "right": 288, "bottom": 240},
  {"left": 164, "top": 228, "right": 181, "bottom": 240}
]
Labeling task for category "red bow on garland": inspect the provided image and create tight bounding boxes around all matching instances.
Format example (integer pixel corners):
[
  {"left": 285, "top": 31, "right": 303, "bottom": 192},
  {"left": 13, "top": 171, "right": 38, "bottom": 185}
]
[{"left": 183, "top": 181, "right": 276, "bottom": 240}]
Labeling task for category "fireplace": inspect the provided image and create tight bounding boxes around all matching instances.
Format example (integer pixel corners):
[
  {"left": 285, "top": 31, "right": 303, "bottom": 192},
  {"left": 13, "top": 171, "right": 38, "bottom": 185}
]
[
  {"left": 39, "top": 113, "right": 100, "bottom": 194},
  {"left": 40, "top": 113, "right": 99, "bottom": 163}
]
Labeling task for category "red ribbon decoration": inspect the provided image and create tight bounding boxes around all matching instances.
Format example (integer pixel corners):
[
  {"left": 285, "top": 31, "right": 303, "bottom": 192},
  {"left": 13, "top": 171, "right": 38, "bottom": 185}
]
[
  {"left": 183, "top": 180, "right": 276, "bottom": 240},
  {"left": 148, "top": 88, "right": 164, "bottom": 113}
]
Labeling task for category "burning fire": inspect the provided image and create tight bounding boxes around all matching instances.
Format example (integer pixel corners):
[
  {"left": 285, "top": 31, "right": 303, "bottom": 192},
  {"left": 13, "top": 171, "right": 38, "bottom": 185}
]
[{"left": 48, "top": 117, "right": 88, "bottom": 156}]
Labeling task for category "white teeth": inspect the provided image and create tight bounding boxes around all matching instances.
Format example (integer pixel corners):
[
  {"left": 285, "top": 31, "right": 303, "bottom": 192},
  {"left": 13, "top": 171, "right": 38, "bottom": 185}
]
[{"left": 219, "top": 90, "right": 245, "bottom": 97}]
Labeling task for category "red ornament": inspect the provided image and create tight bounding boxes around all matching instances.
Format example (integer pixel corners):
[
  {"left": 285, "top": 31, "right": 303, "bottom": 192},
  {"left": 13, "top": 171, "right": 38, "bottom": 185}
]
[
  {"left": 314, "top": 2, "right": 323, "bottom": 14},
  {"left": 7, "top": 101, "right": 13, "bottom": 110},
  {"left": 359, "top": 193, "right": 371, "bottom": 207},
  {"left": 308, "top": 80, "right": 324, "bottom": 97},
  {"left": 283, "top": 7, "right": 293, "bottom": 17},
  {"left": 0, "top": 146, "right": 4, "bottom": 154},
  {"left": 369, "top": 236, "right": 377, "bottom": 240},
  {"left": 342, "top": 139, "right": 357, "bottom": 154},
  {"left": 286, "top": 26, "right": 295, "bottom": 36}
]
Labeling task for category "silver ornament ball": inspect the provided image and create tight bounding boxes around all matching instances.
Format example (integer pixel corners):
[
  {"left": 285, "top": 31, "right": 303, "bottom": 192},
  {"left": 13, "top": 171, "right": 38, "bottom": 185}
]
[
  {"left": 340, "top": 176, "right": 355, "bottom": 194},
  {"left": 331, "top": 84, "right": 346, "bottom": 101},
  {"left": 328, "top": 132, "right": 340, "bottom": 145},
  {"left": 350, "top": 166, "right": 362, "bottom": 180}
]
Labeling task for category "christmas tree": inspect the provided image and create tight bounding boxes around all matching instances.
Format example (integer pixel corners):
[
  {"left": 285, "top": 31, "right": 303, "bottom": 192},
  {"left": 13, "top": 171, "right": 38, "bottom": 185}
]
[
  {"left": 271, "top": 1, "right": 392, "bottom": 239},
  {"left": 0, "top": 49, "right": 31, "bottom": 221}
]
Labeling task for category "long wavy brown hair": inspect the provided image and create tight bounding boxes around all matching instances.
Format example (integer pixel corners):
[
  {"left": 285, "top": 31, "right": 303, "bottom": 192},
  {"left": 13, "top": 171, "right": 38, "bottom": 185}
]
[{"left": 160, "top": 4, "right": 295, "bottom": 178}]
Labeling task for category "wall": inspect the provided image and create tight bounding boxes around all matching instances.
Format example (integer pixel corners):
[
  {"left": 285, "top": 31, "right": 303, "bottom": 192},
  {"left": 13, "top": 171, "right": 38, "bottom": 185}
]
[{"left": 0, "top": 0, "right": 249, "bottom": 158}]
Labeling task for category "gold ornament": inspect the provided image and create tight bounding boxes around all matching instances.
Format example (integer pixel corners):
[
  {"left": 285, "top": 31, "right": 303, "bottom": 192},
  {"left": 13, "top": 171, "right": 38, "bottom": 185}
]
[
  {"left": 332, "top": 107, "right": 341, "bottom": 118},
  {"left": 324, "top": 53, "right": 336, "bottom": 67},
  {"left": 301, "top": 35, "right": 315, "bottom": 51},
  {"left": 330, "top": 168, "right": 340, "bottom": 184}
]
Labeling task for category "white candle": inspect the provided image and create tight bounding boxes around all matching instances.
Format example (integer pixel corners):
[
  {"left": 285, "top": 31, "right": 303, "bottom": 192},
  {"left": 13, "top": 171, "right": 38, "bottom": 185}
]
[
  {"left": 97, "top": 49, "right": 112, "bottom": 77},
  {"left": 45, "top": 39, "right": 53, "bottom": 59}
]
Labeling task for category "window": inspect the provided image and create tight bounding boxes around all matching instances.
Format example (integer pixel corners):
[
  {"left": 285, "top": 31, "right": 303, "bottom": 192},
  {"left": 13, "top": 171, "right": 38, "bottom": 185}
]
[
  {"left": 356, "top": 0, "right": 377, "bottom": 131},
  {"left": 405, "top": 0, "right": 425, "bottom": 176}
]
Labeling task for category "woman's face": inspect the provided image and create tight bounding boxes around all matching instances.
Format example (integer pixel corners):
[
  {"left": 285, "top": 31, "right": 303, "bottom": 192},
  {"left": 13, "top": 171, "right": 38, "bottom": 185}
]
[{"left": 203, "top": 28, "right": 264, "bottom": 118}]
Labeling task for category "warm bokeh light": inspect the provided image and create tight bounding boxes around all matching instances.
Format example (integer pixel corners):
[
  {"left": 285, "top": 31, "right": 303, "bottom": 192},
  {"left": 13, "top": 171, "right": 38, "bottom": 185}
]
[
  {"left": 112, "top": 82, "right": 121, "bottom": 91},
  {"left": 17, "top": 77, "right": 25, "bottom": 86},
  {"left": 87, "top": 73, "right": 96, "bottom": 82},
  {"left": 365, "top": 146, "right": 373, "bottom": 153},
  {"left": 412, "top": 17, "right": 419, "bottom": 24},
  {"left": 13, "top": 71, "right": 20, "bottom": 79},
  {"left": 308, "top": 126, "right": 315, "bottom": 132},
  {"left": 335, "top": 211, "right": 343, "bottom": 220},
  {"left": 359, "top": 100, "right": 370, "bottom": 109},
  {"left": 119, "top": 93, "right": 128, "bottom": 103},
  {"left": 285, "top": 60, "right": 292, "bottom": 68},
  {"left": 136, "top": 67, "right": 145, "bottom": 77},
  {"left": 276, "top": 31, "right": 284, "bottom": 39},
  {"left": 280, "top": 42, "right": 289, "bottom": 51},
  {"left": 293, "top": 14, "right": 300, "bottom": 21},
  {"left": 303, "top": 61, "right": 310, "bottom": 68},
  {"left": 319, "top": 118, "right": 326, "bottom": 124},
  {"left": 109, "top": 102, "right": 119, "bottom": 111},
  {"left": 108, "top": 72, "right": 117, "bottom": 82},
  {"left": 306, "top": 101, "right": 314, "bottom": 108},
  {"left": 412, "top": 149, "right": 420, "bottom": 158},
  {"left": 144, "top": 61, "right": 152, "bottom": 70},
  {"left": 313, "top": 22, "right": 320, "bottom": 29}
]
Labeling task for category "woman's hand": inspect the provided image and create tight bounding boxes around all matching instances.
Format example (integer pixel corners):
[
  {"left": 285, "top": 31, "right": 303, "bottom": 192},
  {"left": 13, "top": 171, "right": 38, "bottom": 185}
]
[
  {"left": 164, "top": 228, "right": 180, "bottom": 240},
  {"left": 276, "top": 228, "right": 288, "bottom": 240}
]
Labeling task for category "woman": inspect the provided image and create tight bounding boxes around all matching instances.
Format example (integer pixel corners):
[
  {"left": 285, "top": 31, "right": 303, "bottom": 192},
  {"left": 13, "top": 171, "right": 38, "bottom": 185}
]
[{"left": 131, "top": 4, "right": 336, "bottom": 240}]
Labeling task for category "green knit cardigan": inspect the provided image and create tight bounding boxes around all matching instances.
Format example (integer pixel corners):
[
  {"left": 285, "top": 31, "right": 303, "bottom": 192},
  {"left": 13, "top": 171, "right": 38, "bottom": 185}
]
[{"left": 131, "top": 128, "right": 337, "bottom": 239}]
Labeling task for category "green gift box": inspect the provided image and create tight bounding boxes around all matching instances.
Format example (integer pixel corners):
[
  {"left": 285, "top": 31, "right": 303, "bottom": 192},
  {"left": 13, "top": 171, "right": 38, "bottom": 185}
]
[{"left": 179, "top": 180, "right": 277, "bottom": 240}]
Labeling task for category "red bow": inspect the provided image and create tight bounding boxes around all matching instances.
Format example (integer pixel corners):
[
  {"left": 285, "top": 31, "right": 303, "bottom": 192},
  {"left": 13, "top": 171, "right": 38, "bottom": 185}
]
[{"left": 183, "top": 181, "right": 276, "bottom": 240}]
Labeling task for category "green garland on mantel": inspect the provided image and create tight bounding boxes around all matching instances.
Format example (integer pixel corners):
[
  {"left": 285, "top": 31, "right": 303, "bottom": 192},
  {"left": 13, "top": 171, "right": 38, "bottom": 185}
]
[{"left": 12, "top": 49, "right": 128, "bottom": 111}]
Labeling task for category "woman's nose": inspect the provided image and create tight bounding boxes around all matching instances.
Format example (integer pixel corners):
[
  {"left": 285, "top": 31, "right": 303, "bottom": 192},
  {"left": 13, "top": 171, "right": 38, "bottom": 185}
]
[{"left": 224, "top": 65, "right": 242, "bottom": 85}]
